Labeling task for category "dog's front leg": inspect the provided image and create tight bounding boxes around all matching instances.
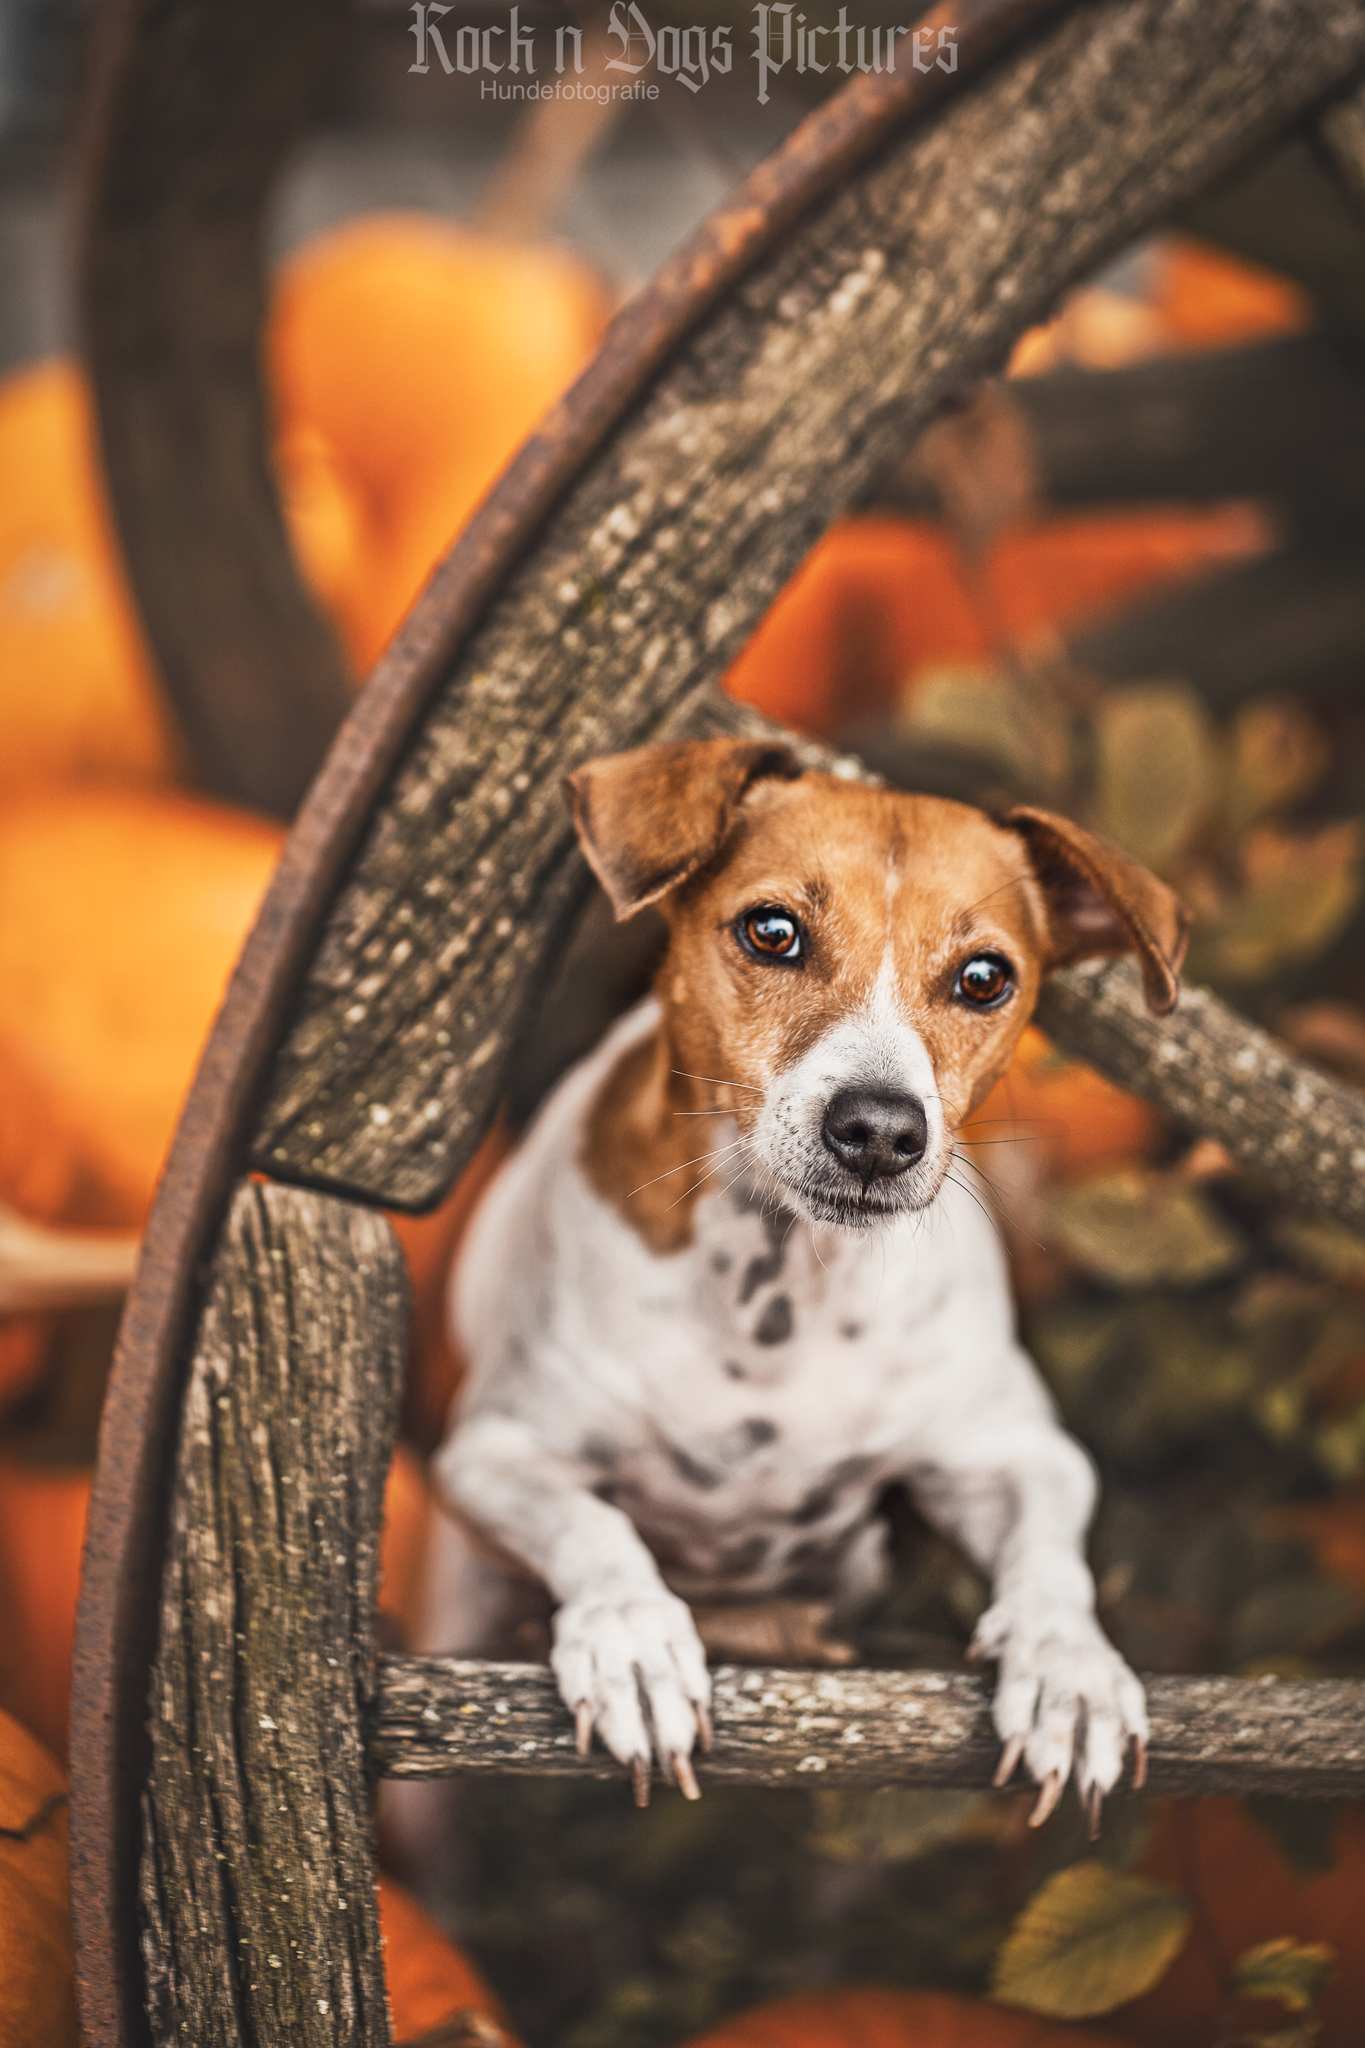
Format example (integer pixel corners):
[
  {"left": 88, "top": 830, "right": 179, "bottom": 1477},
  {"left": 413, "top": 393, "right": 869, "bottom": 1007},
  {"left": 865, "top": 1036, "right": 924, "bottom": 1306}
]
[
  {"left": 437, "top": 1412, "right": 711, "bottom": 1804},
  {"left": 908, "top": 1411, "right": 1146, "bottom": 1832}
]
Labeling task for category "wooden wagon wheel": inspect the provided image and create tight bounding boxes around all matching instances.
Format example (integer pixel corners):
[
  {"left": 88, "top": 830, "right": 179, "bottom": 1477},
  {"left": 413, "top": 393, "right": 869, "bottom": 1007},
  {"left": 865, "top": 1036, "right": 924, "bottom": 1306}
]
[{"left": 68, "top": 1, "right": 1365, "bottom": 2042}]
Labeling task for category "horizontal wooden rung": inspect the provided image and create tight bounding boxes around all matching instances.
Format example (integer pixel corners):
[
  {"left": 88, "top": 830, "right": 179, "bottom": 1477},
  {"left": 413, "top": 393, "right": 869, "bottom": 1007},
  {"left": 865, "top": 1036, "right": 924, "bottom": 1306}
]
[{"left": 371, "top": 1658, "right": 1365, "bottom": 1801}]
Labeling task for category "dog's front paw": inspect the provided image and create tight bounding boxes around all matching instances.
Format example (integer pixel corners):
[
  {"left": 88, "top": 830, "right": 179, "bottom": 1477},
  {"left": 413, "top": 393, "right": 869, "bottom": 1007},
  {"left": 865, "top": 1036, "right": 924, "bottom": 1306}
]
[
  {"left": 551, "top": 1586, "right": 711, "bottom": 1806},
  {"left": 971, "top": 1601, "right": 1147, "bottom": 1832}
]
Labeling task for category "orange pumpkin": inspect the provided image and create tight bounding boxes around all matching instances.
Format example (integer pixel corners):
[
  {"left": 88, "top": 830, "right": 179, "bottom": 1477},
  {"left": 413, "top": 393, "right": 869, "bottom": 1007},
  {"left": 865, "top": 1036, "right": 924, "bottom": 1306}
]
[
  {"left": 0, "top": 360, "right": 176, "bottom": 792},
  {"left": 0, "top": 1709, "right": 78, "bottom": 2046},
  {"left": 269, "top": 215, "right": 611, "bottom": 671},
  {"left": 1115, "top": 1799, "right": 1365, "bottom": 2048},
  {"left": 969, "top": 1027, "right": 1163, "bottom": 1184},
  {"left": 0, "top": 1441, "right": 436, "bottom": 1767},
  {"left": 1157, "top": 236, "right": 1310, "bottom": 351},
  {"left": 682, "top": 1989, "right": 1126, "bottom": 2048},
  {"left": 378, "top": 1872, "right": 519, "bottom": 2045},
  {"left": 0, "top": 789, "right": 282, "bottom": 1230},
  {"left": 723, "top": 507, "right": 1269, "bottom": 742}
]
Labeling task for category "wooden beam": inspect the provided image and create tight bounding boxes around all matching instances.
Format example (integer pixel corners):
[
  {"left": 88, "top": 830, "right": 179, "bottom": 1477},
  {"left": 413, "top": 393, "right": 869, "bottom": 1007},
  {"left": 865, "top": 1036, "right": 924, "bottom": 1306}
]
[
  {"left": 862, "top": 337, "right": 1365, "bottom": 524},
  {"left": 249, "top": 0, "right": 1365, "bottom": 1212},
  {"left": 373, "top": 1656, "right": 1365, "bottom": 1803},
  {"left": 77, "top": 0, "right": 354, "bottom": 819},
  {"left": 139, "top": 1183, "right": 405, "bottom": 2048}
]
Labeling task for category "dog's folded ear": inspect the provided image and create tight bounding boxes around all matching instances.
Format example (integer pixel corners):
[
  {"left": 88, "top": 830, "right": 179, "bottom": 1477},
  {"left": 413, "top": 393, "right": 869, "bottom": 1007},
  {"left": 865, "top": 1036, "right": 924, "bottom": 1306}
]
[
  {"left": 567, "top": 738, "right": 802, "bottom": 920},
  {"left": 1003, "top": 805, "right": 1191, "bottom": 1015}
]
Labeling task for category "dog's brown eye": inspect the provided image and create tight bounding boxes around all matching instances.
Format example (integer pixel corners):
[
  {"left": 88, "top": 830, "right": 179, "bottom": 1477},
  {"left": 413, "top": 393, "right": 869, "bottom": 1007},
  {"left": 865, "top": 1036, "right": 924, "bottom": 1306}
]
[
  {"left": 955, "top": 953, "right": 1013, "bottom": 1007},
  {"left": 740, "top": 907, "right": 802, "bottom": 961}
]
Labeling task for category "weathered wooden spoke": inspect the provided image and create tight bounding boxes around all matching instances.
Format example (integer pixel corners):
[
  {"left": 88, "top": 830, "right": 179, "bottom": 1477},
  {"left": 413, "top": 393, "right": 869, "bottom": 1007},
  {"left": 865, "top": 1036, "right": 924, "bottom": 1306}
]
[
  {"left": 140, "top": 1184, "right": 404, "bottom": 2048},
  {"left": 374, "top": 1658, "right": 1365, "bottom": 1804},
  {"left": 69, "top": 3, "right": 1365, "bottom": 2045},
  {"left": 246, "top": 0, "right": 1365, "bottom": 1212},
  {"left": 78, "top": 0, "right": 354, "bottom": 819}
]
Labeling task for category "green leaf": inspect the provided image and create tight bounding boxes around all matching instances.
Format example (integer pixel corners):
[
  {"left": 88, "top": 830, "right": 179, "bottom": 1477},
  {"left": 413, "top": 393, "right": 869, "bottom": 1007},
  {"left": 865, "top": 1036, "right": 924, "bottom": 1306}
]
[
  {"left": 1222, "top": 698, "right": 1329, "bottom": 835},
  {"left": 899, "top": 663, "right": 1071, "bottom": 799},
  {"left": 1231, "top": 1937, "right": 1337, "bottom": 2014},
  {"left": 1274, "top": 1215, "right": 1365, "bottom": 1290},
  {"left": 1090, "top": 681, "right": 1214, "bottom": 873},
  {"left": 991, "top": 1861, "right": 1191, "bottom": 2019},
  {"left": 1191, "top": 820, "right": 1364, "bottom": 984},
  {"left": 1041, "top": 1170, "right": 1245, "bottom": 1291},
  {"left": 809, "top": 1787, "right": 992, "bottom": 1864}
]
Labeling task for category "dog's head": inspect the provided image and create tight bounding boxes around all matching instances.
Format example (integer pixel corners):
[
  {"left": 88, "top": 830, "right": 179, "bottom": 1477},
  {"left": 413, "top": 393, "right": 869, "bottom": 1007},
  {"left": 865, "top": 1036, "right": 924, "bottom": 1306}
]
[{"left": 567, "top": 739, "right": 1187, "bottom": 1230}]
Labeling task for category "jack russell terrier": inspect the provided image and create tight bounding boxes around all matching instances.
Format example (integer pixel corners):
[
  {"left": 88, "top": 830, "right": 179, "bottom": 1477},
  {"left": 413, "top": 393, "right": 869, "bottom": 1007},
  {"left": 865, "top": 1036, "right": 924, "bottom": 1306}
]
[{"left": 422, "top": 737, "right": 1188, "bottom": 1828}]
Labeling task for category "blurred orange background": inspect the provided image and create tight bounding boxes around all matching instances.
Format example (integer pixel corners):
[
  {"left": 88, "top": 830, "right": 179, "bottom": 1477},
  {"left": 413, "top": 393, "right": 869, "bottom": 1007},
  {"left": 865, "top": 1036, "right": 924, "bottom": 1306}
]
[{"left": 1, "top": 212, "right": 1352, "bottom": 2043}]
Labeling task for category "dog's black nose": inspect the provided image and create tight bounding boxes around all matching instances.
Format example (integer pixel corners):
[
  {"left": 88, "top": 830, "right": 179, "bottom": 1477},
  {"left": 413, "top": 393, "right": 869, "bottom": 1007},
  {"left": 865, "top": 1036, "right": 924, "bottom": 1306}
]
[{"left": 821, "top": 1088, "right": 928, "bottom": 1181}]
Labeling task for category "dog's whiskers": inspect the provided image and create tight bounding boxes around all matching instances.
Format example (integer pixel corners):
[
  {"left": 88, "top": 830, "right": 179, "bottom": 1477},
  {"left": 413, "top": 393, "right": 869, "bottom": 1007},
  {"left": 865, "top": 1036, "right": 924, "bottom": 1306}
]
[
  {"left": 672, "top": 1068, "right": 761, "bottom": 1093},
  {"left": 662, "top": 1140, "right": 753, "bottom": 1210},
  {"left": 949, "top": 1148, "right": 1050, "bottom": 1255},
  {"left": 628, "top": 1140, "right": 748, "bottom": 1199},
  {"left": 954, "top": 1135, "right": 1049, "bottom": 1147},
  {"left": 943, "top": 1168, "right": 1003, "bottom": 1242},
  {"left": 951, "top": 1115, "right": 1061, "bottom": 1133}
]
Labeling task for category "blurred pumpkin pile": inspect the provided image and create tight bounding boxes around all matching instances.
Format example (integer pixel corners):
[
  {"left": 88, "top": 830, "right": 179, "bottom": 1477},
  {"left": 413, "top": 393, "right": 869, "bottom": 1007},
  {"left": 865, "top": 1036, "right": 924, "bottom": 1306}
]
[{"left": 2, "top": 201, "right": 1365, "bottom": 2047}]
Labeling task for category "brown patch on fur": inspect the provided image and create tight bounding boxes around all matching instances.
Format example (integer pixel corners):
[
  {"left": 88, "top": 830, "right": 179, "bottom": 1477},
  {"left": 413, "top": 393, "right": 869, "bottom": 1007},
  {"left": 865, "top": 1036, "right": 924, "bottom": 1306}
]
[
  {"left": 582, "top": 1031, "right": 720, "bottom": 1254},
  {"left": 567, "top": 738, "right": 800, "bottom": 920},
  {"left": 574, "top": 757, "right": 1187, "bottom": 1249},
  {"left": 1003, "top": 805, "right": 1189, "bottom": 1013}
]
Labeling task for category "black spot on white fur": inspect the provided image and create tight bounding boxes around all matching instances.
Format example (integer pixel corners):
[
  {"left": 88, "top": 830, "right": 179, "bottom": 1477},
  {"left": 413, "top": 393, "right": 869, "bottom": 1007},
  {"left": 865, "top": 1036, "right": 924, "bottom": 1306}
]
[
  {"left": 711, "top": 1251, "right": 732, "bottom": 1275},
  {"left": 740, "top": 1242, "right": 785, "bottom": 1305},
  {"left": 754, "top": 1294, "right": 793, "bottom": 1345},
  {"left": 724, "top": 1359, "right": 746, "bottom": 1380},
  {"left": 793, "top": 1456, "right": 875, "bottom": 1525},
  {"left": 840, "top": 1320, "right": 863, "bottom": 1341},
  {"left": 671, "top": 1446, "right": 721, "bottom": 1490},
  {"left": 671, "top": 1417, "right": 778, "bottom": 1491}
]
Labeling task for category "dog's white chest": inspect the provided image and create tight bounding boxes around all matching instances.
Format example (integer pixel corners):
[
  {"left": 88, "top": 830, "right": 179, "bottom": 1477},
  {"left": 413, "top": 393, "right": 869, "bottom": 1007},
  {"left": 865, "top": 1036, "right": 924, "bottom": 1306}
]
[{"left": 452, "top": 1007, "right": 1017, "bottom": 1599}]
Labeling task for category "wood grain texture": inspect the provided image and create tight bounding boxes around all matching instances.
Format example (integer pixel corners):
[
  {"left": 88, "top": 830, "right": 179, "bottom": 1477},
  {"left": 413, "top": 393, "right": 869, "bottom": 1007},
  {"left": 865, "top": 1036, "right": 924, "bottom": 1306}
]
[
  {"left": 373, "top": 1657, "right": 1365, "bottom": 1801},
  {"left": 250, "top": 0, "right": 1365, "bottom": 1210},
  {"left": 139, "top": 1182, "right": 406, "bottom": 2048},
  {"left": 861, "top": 337, "right": 1365, "bottom": 523},
  {"left": 1033, "top": 957, "right": 1365, "bottom": 1226},
  {"left": 71, "top": 28, "right": 1055, "bottom": 2040},
  {"left": 78, "top": 0, "right": 353, "bottom": 819}
]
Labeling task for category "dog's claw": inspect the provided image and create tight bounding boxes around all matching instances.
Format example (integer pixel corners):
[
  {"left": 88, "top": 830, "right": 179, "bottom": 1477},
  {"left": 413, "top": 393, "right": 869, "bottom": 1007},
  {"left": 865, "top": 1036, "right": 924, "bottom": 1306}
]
[
  {"left": 1085, "top": 1783, "right": 1103, "bottom": 1841},
  {"left": 993, "top": 1734, "right": 1025, "bottom": 1789},
  {"left": 574, "top": 1701, "right": 594, "bottom": 1757},
  {"left": 1131, "top": 1733, "right": 1148, "bottom": 1791},
  {"left": 695, "top": 1702, "right": 714, "bottom": 1754},
  {"left": 1028, "top": 1771, "right": 1062, "bottom": 1828},
  {"left": 630, "top": 1756, "right": 651, "bottom": 1809},
  {"left": 671, "top": 1751, "right": 701, "bottom": 1801}
]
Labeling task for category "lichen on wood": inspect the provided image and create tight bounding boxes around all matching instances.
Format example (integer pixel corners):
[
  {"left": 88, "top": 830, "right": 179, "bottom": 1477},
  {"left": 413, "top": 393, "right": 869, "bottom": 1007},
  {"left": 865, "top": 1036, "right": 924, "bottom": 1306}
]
[
  {"left": 139, "top": 1181, "right": 406, "bottom": 2048},
  {"left": 1033, "top": 958, "right": 1365, "bottom": 1228},
  {"left": 250, "top": 0, "right": 1365, "bottom": 1212},
  {"left": 373, "top": 1657, "right": 1365, "bottom": 1801}
]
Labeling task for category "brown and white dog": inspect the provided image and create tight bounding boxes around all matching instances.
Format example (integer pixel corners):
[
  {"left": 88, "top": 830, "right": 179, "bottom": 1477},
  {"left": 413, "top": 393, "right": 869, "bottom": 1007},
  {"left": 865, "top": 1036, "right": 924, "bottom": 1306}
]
[{"left": 421, "top": 738, "right": 1188, "bottom": 1825}]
